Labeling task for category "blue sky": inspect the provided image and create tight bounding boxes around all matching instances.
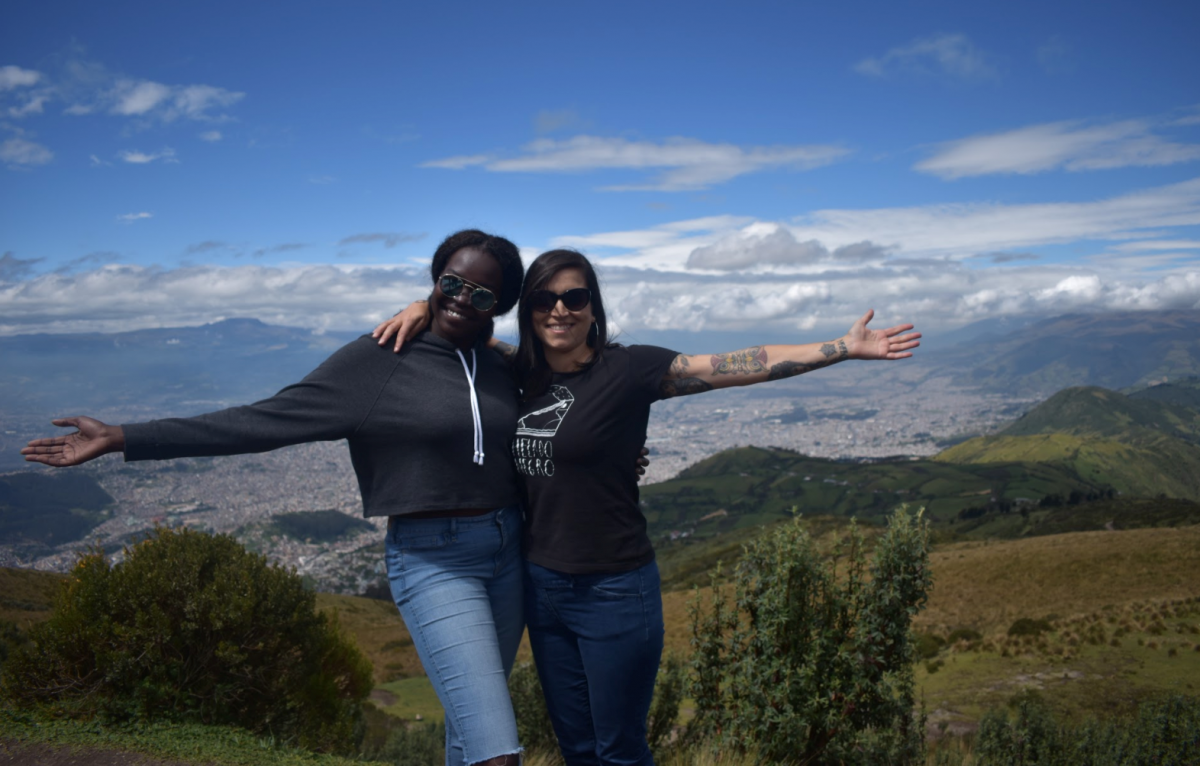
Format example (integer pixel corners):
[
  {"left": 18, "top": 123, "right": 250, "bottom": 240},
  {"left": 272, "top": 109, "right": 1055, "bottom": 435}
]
[{"left": 2, "top": 0, "right": 1199, "bottom": 344}]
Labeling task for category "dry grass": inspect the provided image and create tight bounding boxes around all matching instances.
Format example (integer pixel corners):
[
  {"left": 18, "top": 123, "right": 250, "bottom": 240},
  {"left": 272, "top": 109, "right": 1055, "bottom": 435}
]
[
  {"left": 915, "top": 526, "right": 1200, "bottom": 635},
  {"left": 0, "top": 566, "right": 65, "bottom": 628}
]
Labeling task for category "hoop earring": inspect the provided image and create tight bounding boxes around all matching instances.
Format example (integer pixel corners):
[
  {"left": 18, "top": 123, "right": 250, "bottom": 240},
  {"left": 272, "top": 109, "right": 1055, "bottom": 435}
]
[{"left": 586, "top": 320, "right": 598, "bottom": 348}]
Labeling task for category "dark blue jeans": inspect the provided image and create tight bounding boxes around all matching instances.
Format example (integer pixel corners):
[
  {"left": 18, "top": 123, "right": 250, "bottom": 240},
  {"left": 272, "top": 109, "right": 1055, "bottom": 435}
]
[{"left": 524, "top": 560, "right": 665, "bottom": 766}]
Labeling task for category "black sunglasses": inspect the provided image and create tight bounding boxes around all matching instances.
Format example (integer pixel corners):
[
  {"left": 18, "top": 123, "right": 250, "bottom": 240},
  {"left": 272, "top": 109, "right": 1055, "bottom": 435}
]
[
  {"left": 528, "top": 287, "right": 592, "bottom": 313},
  {"left": 438, "top": 274, "right": 497, "bottom": 311}
]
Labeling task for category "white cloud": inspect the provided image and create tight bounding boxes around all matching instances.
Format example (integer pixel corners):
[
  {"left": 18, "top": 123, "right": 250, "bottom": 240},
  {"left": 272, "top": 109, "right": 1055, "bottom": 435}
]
[
  {"left": 199, "top": 130, "right": 222, "bottom": 142},
  {"left": 917, "top": 119, "right": 1200, "bottom": 179},
  {"left": 579, "top": 178, "right": 1200, "bottom": 273},
  {"left": 0, "top": 263, "right": 435, "bottom": 336},
  {"left": 117, "top": 212, "right": 153, "bottom": 223},
  {"left": 110, "top": 79, "right": 172, "bottom": 115},
  {"left": 854, "top": 34, "right": 997, "bottom": 81},
  {"left": 119, "top": 147, "right": 177, "bottom": 164},
  {"left": 1, "top": 137, "right": 53, "bottom": 166},
  {"left": 7, "top": 94, "right": 48, "bottom": 118},
  {"left": 0, "top": 66, "right": 41, "bottom": 90},
  {"left": 423, "top": 135, "right": 850, "bottom": 191},
  {"left": 687, "top": 226, "right": 889, "bottom": 270}
]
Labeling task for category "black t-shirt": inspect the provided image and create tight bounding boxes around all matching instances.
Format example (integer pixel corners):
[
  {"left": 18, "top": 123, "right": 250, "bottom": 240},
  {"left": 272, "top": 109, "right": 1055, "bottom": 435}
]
[{"left": 515, "top": 344, "right": 678, "bottom": 574}]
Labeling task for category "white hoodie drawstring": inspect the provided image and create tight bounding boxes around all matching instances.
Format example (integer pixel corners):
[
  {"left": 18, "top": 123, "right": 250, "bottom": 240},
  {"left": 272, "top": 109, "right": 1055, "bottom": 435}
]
[{"left": 455, "top": 348, "right": 485, "bottom": 465}]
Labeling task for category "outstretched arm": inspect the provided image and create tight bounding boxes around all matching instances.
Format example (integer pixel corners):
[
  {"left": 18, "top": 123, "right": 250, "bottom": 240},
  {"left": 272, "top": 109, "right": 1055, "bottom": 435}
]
[
  {"left": 658, "top": 309, "right": 920, "bottom": 399},
  {"left": 22, "top": 417, "right": 126, "bottom": 467}
]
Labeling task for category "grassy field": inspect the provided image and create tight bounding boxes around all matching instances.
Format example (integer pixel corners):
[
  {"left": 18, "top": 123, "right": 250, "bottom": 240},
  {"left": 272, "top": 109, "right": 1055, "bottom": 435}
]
[{"left": 5, "top": 518, "right": 1199, "bottom": 762}]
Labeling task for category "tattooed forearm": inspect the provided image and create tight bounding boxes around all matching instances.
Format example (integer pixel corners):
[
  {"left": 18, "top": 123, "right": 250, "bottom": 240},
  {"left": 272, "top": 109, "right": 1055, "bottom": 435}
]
[
  {"left": 767, "top": 361, "right": 818, "bottom": 381},
  {"left": 659, "top": 377, "right": 714, "bottom": 399},
  {"left": 493, "top": 340, "right": 517, "bottom": 361},
  {"left": 767, "top": 340, "right": 849, "bottom": 381},
  {"left": 710, "top": 346, "right": 768, "bottom": 375}
]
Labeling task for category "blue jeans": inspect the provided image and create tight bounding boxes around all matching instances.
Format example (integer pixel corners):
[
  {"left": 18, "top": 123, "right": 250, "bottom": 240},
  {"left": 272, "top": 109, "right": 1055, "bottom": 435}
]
[
  {"left": 386, "top": 507, "right": 525, "bottom": 766},
  {"left": 525, "top": 560, "right": 665, "bottom": 766}
]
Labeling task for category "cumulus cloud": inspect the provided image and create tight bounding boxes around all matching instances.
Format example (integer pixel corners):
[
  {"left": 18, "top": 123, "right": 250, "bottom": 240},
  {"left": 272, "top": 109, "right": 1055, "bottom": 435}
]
[
  {"left": 337, "top": 232, "right": 426, "bottom": 248},
  {"left": 117, "top": 212, "right": 153, "bottom": 223},
  {"left": 854, "top": 34, "right": 997, "bottom": 81},
  {"left": 917, "top": 119, "right": 1200, "bottom": 179},
  {"left": 0, "top": 66, "right": 41, "bottom": 90},
  {"left": 119, "top": 147, "right": 177, "bottom": 164},
  {"left": 686, "top": 225, "right": 889, "bottom": 270},
  {"left": 0, "top": 263, "right": 435, "bottom": 336},
  {"left": 423, "top": 135, "right": 850, "bottom": 191},
  {"left": 1, "top": 136, "right": 53, "bottom": 166},
  {"left": 0, "top": 55, "right": 245, "bottom": 130}
]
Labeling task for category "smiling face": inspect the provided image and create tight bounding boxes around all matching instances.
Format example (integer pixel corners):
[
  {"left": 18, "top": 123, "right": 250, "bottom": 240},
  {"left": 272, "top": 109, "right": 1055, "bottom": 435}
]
[
  {"left": 531, "top": 267, "right": 595, "bottom": 370},
  {"left": 429, "top": 246, "right": 503, "bottom": 350}
]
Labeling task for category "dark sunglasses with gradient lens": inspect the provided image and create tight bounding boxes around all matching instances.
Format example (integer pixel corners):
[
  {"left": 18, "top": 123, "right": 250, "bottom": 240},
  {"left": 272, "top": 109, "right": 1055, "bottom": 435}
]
[
  {"left": 438, "top": 274, "right": 497, "bottom": 311},
  {"left": 528, "top": 287, "right": 592, "bottom": 313}
]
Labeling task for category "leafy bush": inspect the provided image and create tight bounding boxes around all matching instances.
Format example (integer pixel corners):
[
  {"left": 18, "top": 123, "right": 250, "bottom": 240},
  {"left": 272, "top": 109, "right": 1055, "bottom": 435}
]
[
  {"left": 508, "top": 661, "right": 556, "bottom": 754},
  {"left": 371, "top": 721, "right": 445, "bottom": 766},
  {"left": 647, "top": 652, "right": 685, "bottom": 763},
  {"left": 947, "top": 627, "right": 982, "bottom": 643},
  {"left": 970, "top": 693, "right": 1200, "bottom": 766},
  {"left": 0, "top": 527, "right": 372, "bottom": 753},
  {"left": 686, "top": 508, "right": 931, "bottom": 765},
  {"left": 916, "top": 631, "right": 946, "bottom": 659},
  {"left": 1008, "top": 617, "right": 1054, "bottom": 637}
]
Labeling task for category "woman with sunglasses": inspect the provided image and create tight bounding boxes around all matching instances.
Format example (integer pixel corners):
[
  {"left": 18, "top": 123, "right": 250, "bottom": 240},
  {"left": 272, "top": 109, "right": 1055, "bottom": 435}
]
[
  {"left": 23, "top": 230, "right": 531, "bottom": 766},
  {"left": 376, "top": 247, "right": 920, "bottom": 766}
]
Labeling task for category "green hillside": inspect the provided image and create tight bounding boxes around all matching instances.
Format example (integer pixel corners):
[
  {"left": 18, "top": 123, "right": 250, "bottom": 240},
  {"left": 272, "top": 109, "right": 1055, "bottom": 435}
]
[
  {"left": 639, "top": 445, "right": 1103, "bottom": 532},
  {"left": 935, "top": 386, "right": 1200, "bottom": 500},
  {"left": 1000, "top": 386, "right": 1200, "bottom": 442},
  {"left": 1127, "top": 375, "right": 1200, "bottom": 411}
]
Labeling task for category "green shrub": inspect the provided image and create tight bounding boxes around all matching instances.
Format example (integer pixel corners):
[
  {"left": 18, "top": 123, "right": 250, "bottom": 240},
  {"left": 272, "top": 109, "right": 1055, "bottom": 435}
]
[
  {"left": 686, "top": 508, "right": 931, "bottom": 765},
  {"left": 916, "top": 631, "right": 946, "bottom": 659},
  {"left": 508, "top": 661, "right": 556, "bottom": 755},
  {"left": 647, "top": 652, "right": 685, "bottom": 763},
  {"left": 972, "top": 693, "right": 1200, "bottom": 766},
  {"left": 372, "top": 720, "right": 445, "bottom": 766},
  {"left": 0, "top": 527, "right": 372, "bottom": 753},
  {"left": 1008, "top": 617, "right": 1054, "bottom": 637},
  {"left": 947, "top": 627, "right": 983, "bottom": 644}
]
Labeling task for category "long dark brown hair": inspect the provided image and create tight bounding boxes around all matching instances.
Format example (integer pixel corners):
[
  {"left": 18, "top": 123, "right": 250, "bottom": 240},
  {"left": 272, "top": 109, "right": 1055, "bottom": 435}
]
[{"left": 515, "top": 249, "right": 611, "bottom": 400}]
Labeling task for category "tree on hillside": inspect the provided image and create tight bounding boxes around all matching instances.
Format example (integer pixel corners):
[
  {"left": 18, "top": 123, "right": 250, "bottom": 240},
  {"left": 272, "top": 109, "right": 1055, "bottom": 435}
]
[
  {"left": 0, "top": 527, "right": 372, "bottom": 753},
  {"left": 687, "top": 508, "right": 931, "bottom": 764}
]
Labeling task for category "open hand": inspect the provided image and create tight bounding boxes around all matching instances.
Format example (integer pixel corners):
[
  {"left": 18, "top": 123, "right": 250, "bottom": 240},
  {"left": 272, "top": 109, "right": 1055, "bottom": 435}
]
[
  {"left": 21, "top": 417, "right": 125, "bottom": 467},
  {"left": 845, "top": 309, "right": 921, "bottom": 361}
]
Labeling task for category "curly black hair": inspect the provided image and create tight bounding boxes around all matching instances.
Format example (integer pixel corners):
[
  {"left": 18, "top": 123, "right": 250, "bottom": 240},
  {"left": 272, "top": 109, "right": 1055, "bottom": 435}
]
[{"left": 428, "top": 229, "right": 524, "bottom": 316}]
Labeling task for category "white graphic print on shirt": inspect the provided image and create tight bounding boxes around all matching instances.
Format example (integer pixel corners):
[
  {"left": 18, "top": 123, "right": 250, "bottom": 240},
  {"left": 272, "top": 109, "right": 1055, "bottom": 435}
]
[{"left": 514, "top": 385, "right": 573, "bottom": 477}]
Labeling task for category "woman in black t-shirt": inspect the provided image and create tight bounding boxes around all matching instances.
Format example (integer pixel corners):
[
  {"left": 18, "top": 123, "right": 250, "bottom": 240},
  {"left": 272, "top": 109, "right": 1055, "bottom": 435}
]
[{"left": 378, "top": 249, "right": 920, "bottom": 766}]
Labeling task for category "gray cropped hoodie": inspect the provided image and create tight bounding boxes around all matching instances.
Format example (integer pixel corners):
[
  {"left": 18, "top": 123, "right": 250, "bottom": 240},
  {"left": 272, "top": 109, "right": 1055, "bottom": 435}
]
[{"left": 121, "top": 331, "right": 521, "bottom": 517}]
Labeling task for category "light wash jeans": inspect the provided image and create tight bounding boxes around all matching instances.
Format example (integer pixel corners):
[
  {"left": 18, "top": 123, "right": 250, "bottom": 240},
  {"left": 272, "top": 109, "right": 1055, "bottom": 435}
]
[
  {"left": 386, "top": 506, "right": 525, "bottom": 766},
  {"left": 525, "top": 559, "right": 665, "bottom": 766}
]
